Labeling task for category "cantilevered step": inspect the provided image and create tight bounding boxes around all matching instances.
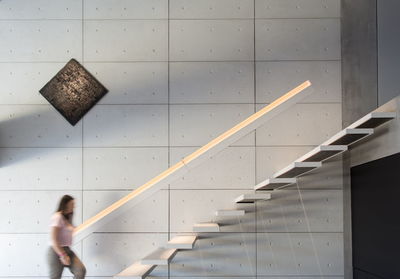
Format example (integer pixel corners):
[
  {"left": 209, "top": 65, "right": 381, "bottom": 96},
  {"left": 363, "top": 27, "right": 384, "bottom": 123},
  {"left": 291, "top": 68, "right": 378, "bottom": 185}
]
[
  {"left": 141, "top": 248, "right": 177, "bottom": 265},
  {"left": 215, "top": 210, "right": 246, "bottom": 216},
  {"left": 323, "top": 128, "right": 373, "bottom": 146},
  {"left": 296, "top": 145, "right": 348, "bottom": 163},
  {"left": 114, "top": 262, "right": 156, "bottom": 279},
  {"left": 348, "top": 111, "right": 396, "bottom": 129},
  {"left": 234, "top": 193, "right": 271, "bottom": 203},
  {"left": 193, "top": 222, "right": 220, "bottom": 232},
  {"left": 273, "top": 162, "right": 322, "bottom": 178},
  {"left": 167, "top": 235, "right": 197, "bottom": 249},
  {"left": 254, "top": 178, "right": 296, "bottom": 191}
]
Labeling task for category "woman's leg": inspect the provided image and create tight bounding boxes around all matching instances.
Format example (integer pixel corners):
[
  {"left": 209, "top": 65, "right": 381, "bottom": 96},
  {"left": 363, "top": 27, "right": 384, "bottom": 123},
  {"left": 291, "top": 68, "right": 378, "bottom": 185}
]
[
  {"left": 65, "top": 247, "right": 86, "bottom": 279},
  {"left": 47, "top": 246, "right": 64, "bottom": 279}
]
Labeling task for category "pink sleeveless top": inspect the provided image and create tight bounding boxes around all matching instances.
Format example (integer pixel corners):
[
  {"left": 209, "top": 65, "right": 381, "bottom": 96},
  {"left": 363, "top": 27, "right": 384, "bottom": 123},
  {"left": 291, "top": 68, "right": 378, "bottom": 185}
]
[{"left": 49, "top": 212, "right": 74, "bottom": 247}]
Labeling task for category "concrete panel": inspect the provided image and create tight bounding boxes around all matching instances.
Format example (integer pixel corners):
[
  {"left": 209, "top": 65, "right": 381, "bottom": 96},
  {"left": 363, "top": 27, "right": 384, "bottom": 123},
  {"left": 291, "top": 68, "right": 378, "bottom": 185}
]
[
  {"left": 256, "top": 19, "right": 340, "bottom": 60},
  {"left": 83, "top": 190, "right": 168, "bottom": 232},
  {"left": 170, "top": 0, "right": 253, "bottom": 19},
  {"left": 256, "top": 0, "right": 340, "bottom": 18},
  {"left": 0, "top": 234, "right": 81, "bottom": 276},
  {"left": 0, "top": 105, "right": 82, "bottom": 147},
  {"left": 170, "top": 232, "right": 256, "bottom": 276},
  {"left": 256, "top": 104, "right": 342, "bottom": 146},
  {"left": 82, "top": 233, "right": 168, "bottom": 276},
  {"left": 84, "top": 62, "right": 168, "bottom": 104},
  {"left": 84, "top": 0, "right": 168, "bottom": 19},
  {"left": 257, "top": 190, "right": 343, "bottom": 233},
  {"left": 83, "top": 147, "right": 168, "bottom": 190},
  {"left": 0, "top": 191, "right": 82, "bottom": 233},
  {"left": 0, "top": 0, "right": 82, "bottom": 19},
  {"left": 170, "top": 104, "right": 255, "bottom": 146},
  {"left": 0, "top": 148, "right": 82, "bottom": 190},
  {"left": 170, "top": 20, "right": 254, "bottom": 61},
  {"left": 0, "top": 63, "right": 65, "bottom": 104},
  {"left": 256, "top": 146, "right": 314, "bottom": 182},
  {"left": 170, "top": 62, "right": 254, "bottom": 104},
  {"left": 83, "top": 105, "right": 168, "bottom": 147},
  {"left": 256, "top": 61, "right": 341, "bottom": 103},
  {"left": 0, "top": 21, "right": 82, "bottom": 62},
  {"left": 170, "top": 189, "right": 255, "bottom": 232},
  {"left": 257, "top": 233, "right": 344, "bottom": 276},
  {"left": 84, "top": 20, "right": 167, "bottom": 62},
  {"left": 170, "top": 147, "right": 255, "bottom": 189}
]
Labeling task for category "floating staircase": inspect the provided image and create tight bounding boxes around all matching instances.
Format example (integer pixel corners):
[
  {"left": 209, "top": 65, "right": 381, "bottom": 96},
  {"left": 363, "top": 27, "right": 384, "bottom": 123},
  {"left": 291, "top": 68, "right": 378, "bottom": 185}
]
[
  {"left": 254, "top": 112, "right": 395, "bottom": 191},
  {"left": 112, "top": 110, "right": 396, "bottom": 278}
]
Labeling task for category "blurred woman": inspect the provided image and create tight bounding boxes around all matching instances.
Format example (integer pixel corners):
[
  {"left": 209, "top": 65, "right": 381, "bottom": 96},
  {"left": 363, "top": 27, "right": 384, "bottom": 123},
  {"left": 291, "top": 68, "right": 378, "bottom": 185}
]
[{"left": 47, "top": 195, "right": 86, "bottom": 279}]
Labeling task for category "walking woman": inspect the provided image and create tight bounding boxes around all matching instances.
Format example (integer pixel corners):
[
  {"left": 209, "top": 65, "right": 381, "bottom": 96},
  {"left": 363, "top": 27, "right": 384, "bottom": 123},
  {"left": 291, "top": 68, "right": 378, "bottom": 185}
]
[{"left": 47, "top": 195, "right": 86, "bottom": 279}]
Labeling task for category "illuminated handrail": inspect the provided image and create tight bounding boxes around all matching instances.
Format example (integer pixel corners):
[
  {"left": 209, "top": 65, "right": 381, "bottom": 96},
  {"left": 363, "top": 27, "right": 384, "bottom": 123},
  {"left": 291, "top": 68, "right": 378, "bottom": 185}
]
[{"left": 73, "top": 80, "right": 312, "bottom": 244}]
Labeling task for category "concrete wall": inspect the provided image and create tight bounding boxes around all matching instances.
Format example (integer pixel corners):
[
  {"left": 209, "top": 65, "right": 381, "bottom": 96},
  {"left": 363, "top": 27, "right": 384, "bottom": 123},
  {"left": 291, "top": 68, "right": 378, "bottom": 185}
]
[{"left": 0, "top": 0, "right": 343, "bottom": 278}]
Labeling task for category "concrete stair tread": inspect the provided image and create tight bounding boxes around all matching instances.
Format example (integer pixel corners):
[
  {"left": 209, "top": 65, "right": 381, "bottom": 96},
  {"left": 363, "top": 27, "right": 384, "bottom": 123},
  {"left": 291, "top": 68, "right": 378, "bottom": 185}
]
[
  {"left": 323, "top": 128, "right": 373, "bottom": 146},
  {"left": 273, "top": 162, "right": 322, "bottom": 179},
  {"left": 296, "top": 145, "right": 348, "bottom": 163},
  {"left": 193, "top": 222, "right": 220, "bottom": 232},
  {"left": 255, "top": 178, "right": 297, "bottom": 191},
  {"left": 215, "top": 210, "right": 246, "bottom": 216},
  {"left": 141, "top": 248, "right": 177, "bottom": 265},
  {"left": 234, "top": 193, "right": 271, "bottom": 203},
  {"left": 348, "top": 111, "right": 396, "bottom": 129},
  {"left": 167, "top": 235, "right": 197, "bottom": 249},
  {"left": 114, "top": 262, "right": 156, "bottom": 279}
]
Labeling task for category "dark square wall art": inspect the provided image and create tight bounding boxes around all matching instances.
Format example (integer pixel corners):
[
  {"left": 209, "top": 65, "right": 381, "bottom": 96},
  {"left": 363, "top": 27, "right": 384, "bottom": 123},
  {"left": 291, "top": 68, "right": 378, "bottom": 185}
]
[{"left": 39, "top": 59, "right": 108, "bottom": 126}]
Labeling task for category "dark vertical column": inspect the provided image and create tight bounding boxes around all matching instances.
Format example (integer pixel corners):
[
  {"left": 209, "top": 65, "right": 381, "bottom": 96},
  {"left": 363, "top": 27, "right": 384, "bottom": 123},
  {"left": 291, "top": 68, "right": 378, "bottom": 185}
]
[
  {"left": 341, "top": 1, "right": 378, "bottom": 278},
  {"left": 378, "top": 0, "right": 400, "bottom": 105},
  {"left": 341, "top": 0, "right": 378, "bottom": 127}
]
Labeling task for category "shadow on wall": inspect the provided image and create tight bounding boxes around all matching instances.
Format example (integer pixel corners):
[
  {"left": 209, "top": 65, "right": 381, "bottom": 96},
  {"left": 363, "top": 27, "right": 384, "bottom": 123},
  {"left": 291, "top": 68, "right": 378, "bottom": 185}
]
[
  {"left": 0, "top": 64, "right": 172, "bottom": 167},
  {"left": 0, "top": 68, "right": 317, "bottom": 172},
  {"left": 0, "top": 108, "right": 72, "bottom": 167}
]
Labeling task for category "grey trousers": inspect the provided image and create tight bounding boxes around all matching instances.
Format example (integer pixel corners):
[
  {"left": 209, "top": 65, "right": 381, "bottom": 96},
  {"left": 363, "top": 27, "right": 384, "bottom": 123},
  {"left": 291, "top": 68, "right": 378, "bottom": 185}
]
[{"left": 47, "top": 246, "right": 86, "bottom": 279}]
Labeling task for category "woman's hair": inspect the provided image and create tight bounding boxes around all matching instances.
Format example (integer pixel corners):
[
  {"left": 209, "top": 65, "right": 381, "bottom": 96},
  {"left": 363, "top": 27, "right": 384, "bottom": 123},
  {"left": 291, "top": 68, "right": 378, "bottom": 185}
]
[{"left": 56, "top": 195, "right": 74, "bottom": 224}]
